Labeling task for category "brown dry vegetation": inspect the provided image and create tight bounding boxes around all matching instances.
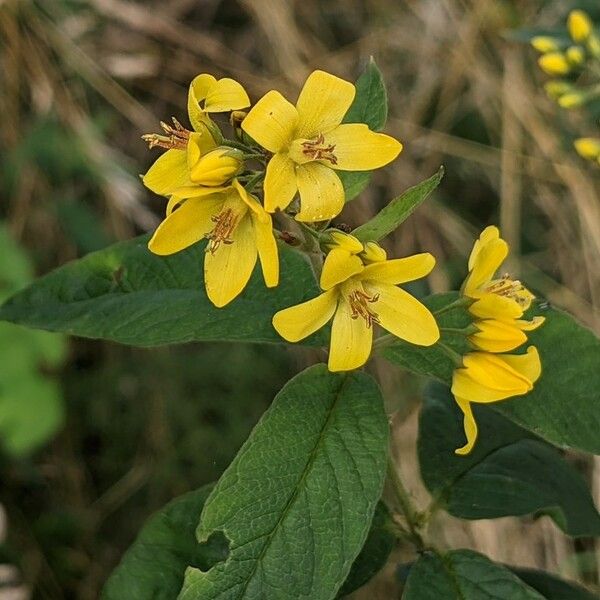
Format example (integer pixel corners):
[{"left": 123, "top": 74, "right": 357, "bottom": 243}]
[{"left": 1, "top": 0, "right": 599, "bottom": 598}]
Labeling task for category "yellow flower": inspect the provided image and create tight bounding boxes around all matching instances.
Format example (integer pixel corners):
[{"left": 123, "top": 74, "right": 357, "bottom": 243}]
[
  {"left": 557, "top": 90, "right": 586, "bottom": 108},
  {"left": 187, "top": 73, "right": 250, "bottom": 132},
  {"left": 273, "top": 245, "right": 439, "bottom": 372},
  {"left": 538, "top": 52, "right": 570, "bottom": 75},
  {"left": 452, "top": 347, "right": 541, "bottom": 455},
  {"left": 148, "top": 180, "right": 279, "bottom": 307},
  {"left": 241, "top": 70, "right": 402, "bottom": 222},
  {"left": 574, "top": 137, "right": 600, "bottom": 161},
  {"left": 565, "top": 45, "right": 585, "bottom": 66},
  {"left": 568, "top": 10, "right": 593, "bottom": 43},
  {"left": 543, "top": 80, "right": 572, "bottom": 99},
  {"left": 531, "top": 36, "right": 560, "bottom": 53},
  {"left": 462, "top": 226, "right": 544, "bottom": 353}
]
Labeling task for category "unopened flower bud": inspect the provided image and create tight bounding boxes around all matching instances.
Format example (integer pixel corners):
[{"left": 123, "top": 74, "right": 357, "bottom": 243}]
[
  {"left": 574, "top": 137, "right": 600, "bottom": 161},
  {"left": 568, "top": 10, "right": 593, "bottom": 43},
  {"left": 566, "top": 45, "right": 585, "bottom": 66},
  {"left": 327, "top": 231, "right": 363, "bottom": 253},
  {"left": 543, "top": 80, "right": 573, "bottom": 99},
  {"left": 190, "top": 147, "right": 244, "bottom": 186},
  {"left": 557, "top": 90, "right": 587, "bottom": 108},
  {"left": 361, "top": 241, "right": 387, "bottom": 264},
  {"left": 538, "top": 52, "right": 571, "bottom": 75},
  {"left": 531, "top": 36, "right": 560, "bottom": 53}
]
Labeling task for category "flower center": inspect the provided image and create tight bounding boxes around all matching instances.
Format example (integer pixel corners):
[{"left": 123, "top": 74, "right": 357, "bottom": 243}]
[
  {"left": 348, "top": 290, "right": 380, "bottom": 328},
  {"left": 483, "top": 274, "right": 533, "bottom": 308},
  {"left": 142, "top": 118, "right": 190, "bottom": 150},
  {"left": 206, "top": 208, "right": 238, "bottom": 254},
  {"left": 301, "top": 133, "right": 338, "bottom": 165}
]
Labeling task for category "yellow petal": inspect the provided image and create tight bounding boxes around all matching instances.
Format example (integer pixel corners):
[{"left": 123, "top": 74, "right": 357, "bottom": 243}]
[
  {"left": 328, "top": 297, "right": 373, "bottom": 371},
  {"left": 189, "top": 147, "right": 243, "bottom": 186},
  {"left": 272, "top": 289, "right": 338, "bottom": 342},
  {"left": 574, "top": 138, "right": 600, "bottom": 160},
  {"left": 187, "top": 130, "right": 217, "bottom": 168},
  {"left": 320, "top": 249, "right": 364, "bottom": 290},
  {"left": 452, "top": 352, "right": 533, "bottom": 403},
  {"left": 359, "top": 253, "right": 435, "bottom": 285},
  {"left": 169, "top": 185, "right": 228, "bottom": 200},
  {"left": 500, "top": 346, "right": 542, "bottom": 384},
  {"left": 516, "top": 316, "right": 545, "bottom": 331},
  {"left": 295, "top": 162, "right": 345, "bottom": 222},
  {"left": 320, "top": 124, "right": 402, "bottom": 171},
  {"left": 204, "top": 77, "right": 251, "bottom": 113},
  {"left": 468, "top": 226, "right": 500, "bottom": 270},
  {"left": 538, "top": 52, "right": 570, "bottom": 75},
  {"left": 264, "top": 153, "right": 298, "bottom": 213},
  {"left": 463, "top": 238, "right": 508, "bottom": 297},
  {"left": 204, "top": 211, "right": 256, "bottom": 307},
  {"left": 251, "top": 210, "right": 279, "bottom": 288},
  {"left": 454, "top": 397, "right": 478, "bottom": 456},
  {"left": 469, "top": 293, "right": 523, "bottom": 320},
  {"left": 568, "top": 10, "right": 592, "bottom": 43},
  {"left": 365, "top": 283, "right": 440, "bottom": 346},
  {"left": 361, "top": 241, "right": 387, "bottom": 264},
  {"left": 328, "top": 231, "right": 363, "bottom": 253},
  {"left": 295, "top": 70, "right": 356, "bottom": 139},
  {"left": 143, "top": 149, "right": 189, "bottom": 196},
  {"left": 148, "top": 196, "right": 223, "bottom": 255},
  {"left": 469, "top": 319, "right": 527, "bottom": 353},
  {"left": 188, "top": 75, "right": 216, "bottom": 131},
  {"left": 241, "top": 90, "right": 298, "bottom": 153}
]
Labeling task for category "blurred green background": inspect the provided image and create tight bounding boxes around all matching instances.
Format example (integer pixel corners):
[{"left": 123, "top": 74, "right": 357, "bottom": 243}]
[{"left": 0, "top": 0, "right": 599, "bottom": 598}]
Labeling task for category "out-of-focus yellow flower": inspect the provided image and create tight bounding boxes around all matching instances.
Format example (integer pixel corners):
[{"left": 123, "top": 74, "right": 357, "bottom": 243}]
[
  {"left": 568, "top": 9, "right": 593, "bottom": 43},
  {"left": 538, "top": 52, "right": 571, "bottom": 75},
  {"left": 273, "top": 243, "right": 438, "bottom": 371},
  {"left": 543, "top": 80, "right": 573, "bottom": 99},
  {"left": 531, "top": 36, "right": 560, "bottom": 53},
  {"left": 241, "top": 70, "right": 402, "bottom": 222},
  {"left": 557, "top": 90, "right": 587, "bottom": 108},
  {"left": 574, "top": 137, "right": 600, "bottom": 161},
  {"left": 148, "top": 180, "right": 279, "bottom": 307},
  {"left": 452, "top": 347, "right": 542, "bottom": 455},
  {"left": 187, "top": 74, "right": 250, "bottom": 132},
  {"left": 566, "top": 45, "right": 585, "bottom": 66}
]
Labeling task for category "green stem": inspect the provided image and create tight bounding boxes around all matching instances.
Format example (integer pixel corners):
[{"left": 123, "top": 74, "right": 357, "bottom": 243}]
[
  {"left": 222, "top": 139, "right": 255, "bottom": 152},
  {"left": 440, "top": 325, "right": 477, "bottom": 336},
  {"left": 243, "top": 171, "right": 265, "bottom": 193},
  {"left": 438, "top": 342, "right": 464, "bottom": 367},
  {"left": 387, "top": 455, "right": 425, "bottom": 550},
  {"left": 433, "top": 297, "right": 471, "bottom": 316}
]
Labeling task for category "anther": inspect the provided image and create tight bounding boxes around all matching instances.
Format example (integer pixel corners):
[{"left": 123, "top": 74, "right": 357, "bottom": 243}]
[
  {"left": 348, "top": 290, "right": 380, "bottom": 328},
  {"left": 302, "top": 133, "right": 338, "bottom": 165},
  {"left": 206, "top": 209, "right": 238, "bottom": 254}
]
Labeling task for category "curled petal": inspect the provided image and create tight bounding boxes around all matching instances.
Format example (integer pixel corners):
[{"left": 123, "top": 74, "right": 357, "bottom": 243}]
[
  {"left": 273, "top": 289, "right": 338, "bottom": 342},
  {"left": 468, "top": 226, "right": 500, "bottom": 270},
  {"left": 295, "top": 70, "right": 355, "bottom": 139},
  {"left": 359, "top": 253, "right": 435, "bottom": 285},
  {"left": 295, "top": 162, "right": 344, "bottom": 222},
  {"left": 204, "top": 78, "right": 250, "bottom": 113},
  {"left": 143, "top": 149, "right": 189, "bottom": 196},
  {"left": 242, "top": 90, "right": 298, "bottom": 153},
  {"left": 469, "top": 293, "right": 523, "bottom": 321},
  {"left": 454, "top": 396, "right": 478, "bottom": 456},
  {"left": 251, "top": 210, "right": 279, "bottom": 288},
  {"left": 365, "top": 283, "right": 439, "bottom": 346},
  {"left": 322, "top": 124, "right": 402, "bottom": 171},
  {"left": 500, "top": 346, "right": 542, "bottom": 385},
  {"left": 148, "top": 196, "right": 223, "bottom": 255},
  {"left": 188, "top": 75, "right": 216, "bottom": 131},
  {"left": 516, "top": 316, "right": 545, "bottom": 331},
  {"left": 264, "top": 153, "right": 298, "bottom": 213},
  {"left": 469, "top": 319, "right": 528, "bottom": 353},
  {"left": 329, "top": 297, "right": 373, "bottom": 372},
  {"left": 463, "top": 238, "right": 509, "bottom": 297}
]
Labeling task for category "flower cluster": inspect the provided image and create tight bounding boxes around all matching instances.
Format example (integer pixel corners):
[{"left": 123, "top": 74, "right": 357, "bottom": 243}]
[
  {"left": 141, "top": 69, "right": 544, "bottom": 454},
  {"left": 531, "top": 10, "right": 600, "bottom": 165},
  {"left": 450, "top": 226, "right": 544, "bottom": 455}
]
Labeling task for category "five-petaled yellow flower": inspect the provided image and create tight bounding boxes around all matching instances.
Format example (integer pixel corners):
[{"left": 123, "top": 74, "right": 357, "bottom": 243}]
[
  {"left": 451, "top": 226, "right": 544, "bottom": 455},
  {"left": 273, "top": 234, "right": 439, "bottom": 371},
  {"left": 241, "top": 70, "right": 402, "bottom": 222},
  {"left": 148, "top": 180, "right": 279, "bottom": 308}
]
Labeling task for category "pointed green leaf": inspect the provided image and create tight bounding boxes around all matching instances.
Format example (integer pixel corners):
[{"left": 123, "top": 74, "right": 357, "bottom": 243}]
[
  {"left": 419, "top": 383, "right": 600, "bottom": 537},
  {"left": 510, "top": 568, "right": 598, "bottom": 600},
  {"left": 102, "top": 484, "right": 228, "bottom": 600},
  {"left": 339, "top": 58, "right": 389, "bottom": 202},
  {"left": 353, "top": 168, "right": 444, "bottom": 242},
  {"left": 337, "top": 502, "right": 395, "bottom": 598},
  {"left": 403, "top": 549, "right": 545, "bottom": 600},
  {"left": 179, "top": 365, "right": 389, "bottom": 600},
  {"left": 0, "top": 235, "right": 323, "bottom": 347},
  {"left": 383, "top": 293, "right": 600, "bottom": 455}
]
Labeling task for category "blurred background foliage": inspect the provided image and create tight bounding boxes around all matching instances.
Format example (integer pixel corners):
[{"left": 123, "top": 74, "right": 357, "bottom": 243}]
[{"left": 0, "top": 0, "right": 599, "bottom": 598}]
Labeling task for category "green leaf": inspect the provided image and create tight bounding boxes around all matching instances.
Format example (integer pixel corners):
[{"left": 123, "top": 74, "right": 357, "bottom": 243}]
[
  {"left": 510, "top": 568, "right": 598, "bottom": 600},
  {"left": 339, "top": 58, "right": 388, "bottom": 202},
  {"left": 353, "top": 168, "right": 444, "bottom": 242},
  {"left": 0, "top": 235, "right": 323, "bottom": 347},
  {"left": 383, "top": 293, "right": 600, "bottom": 455},
  {"left": 403, "top": 549, "right": 545, "bottom": 600},
  {"left": 344, "top": 57, "right": 388, "bottom": 131},
  {"left": 179, "top": 364, "right": 389, "bottom": 600},
  {"left": 419, "top": 383, "right": 600, "bottom": 537},
  {"left": 337, "top": 502, "right": 395, "bottom": 598},
  {"left": 102, "top": 484, "right": 228, "bottom": 600}
]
